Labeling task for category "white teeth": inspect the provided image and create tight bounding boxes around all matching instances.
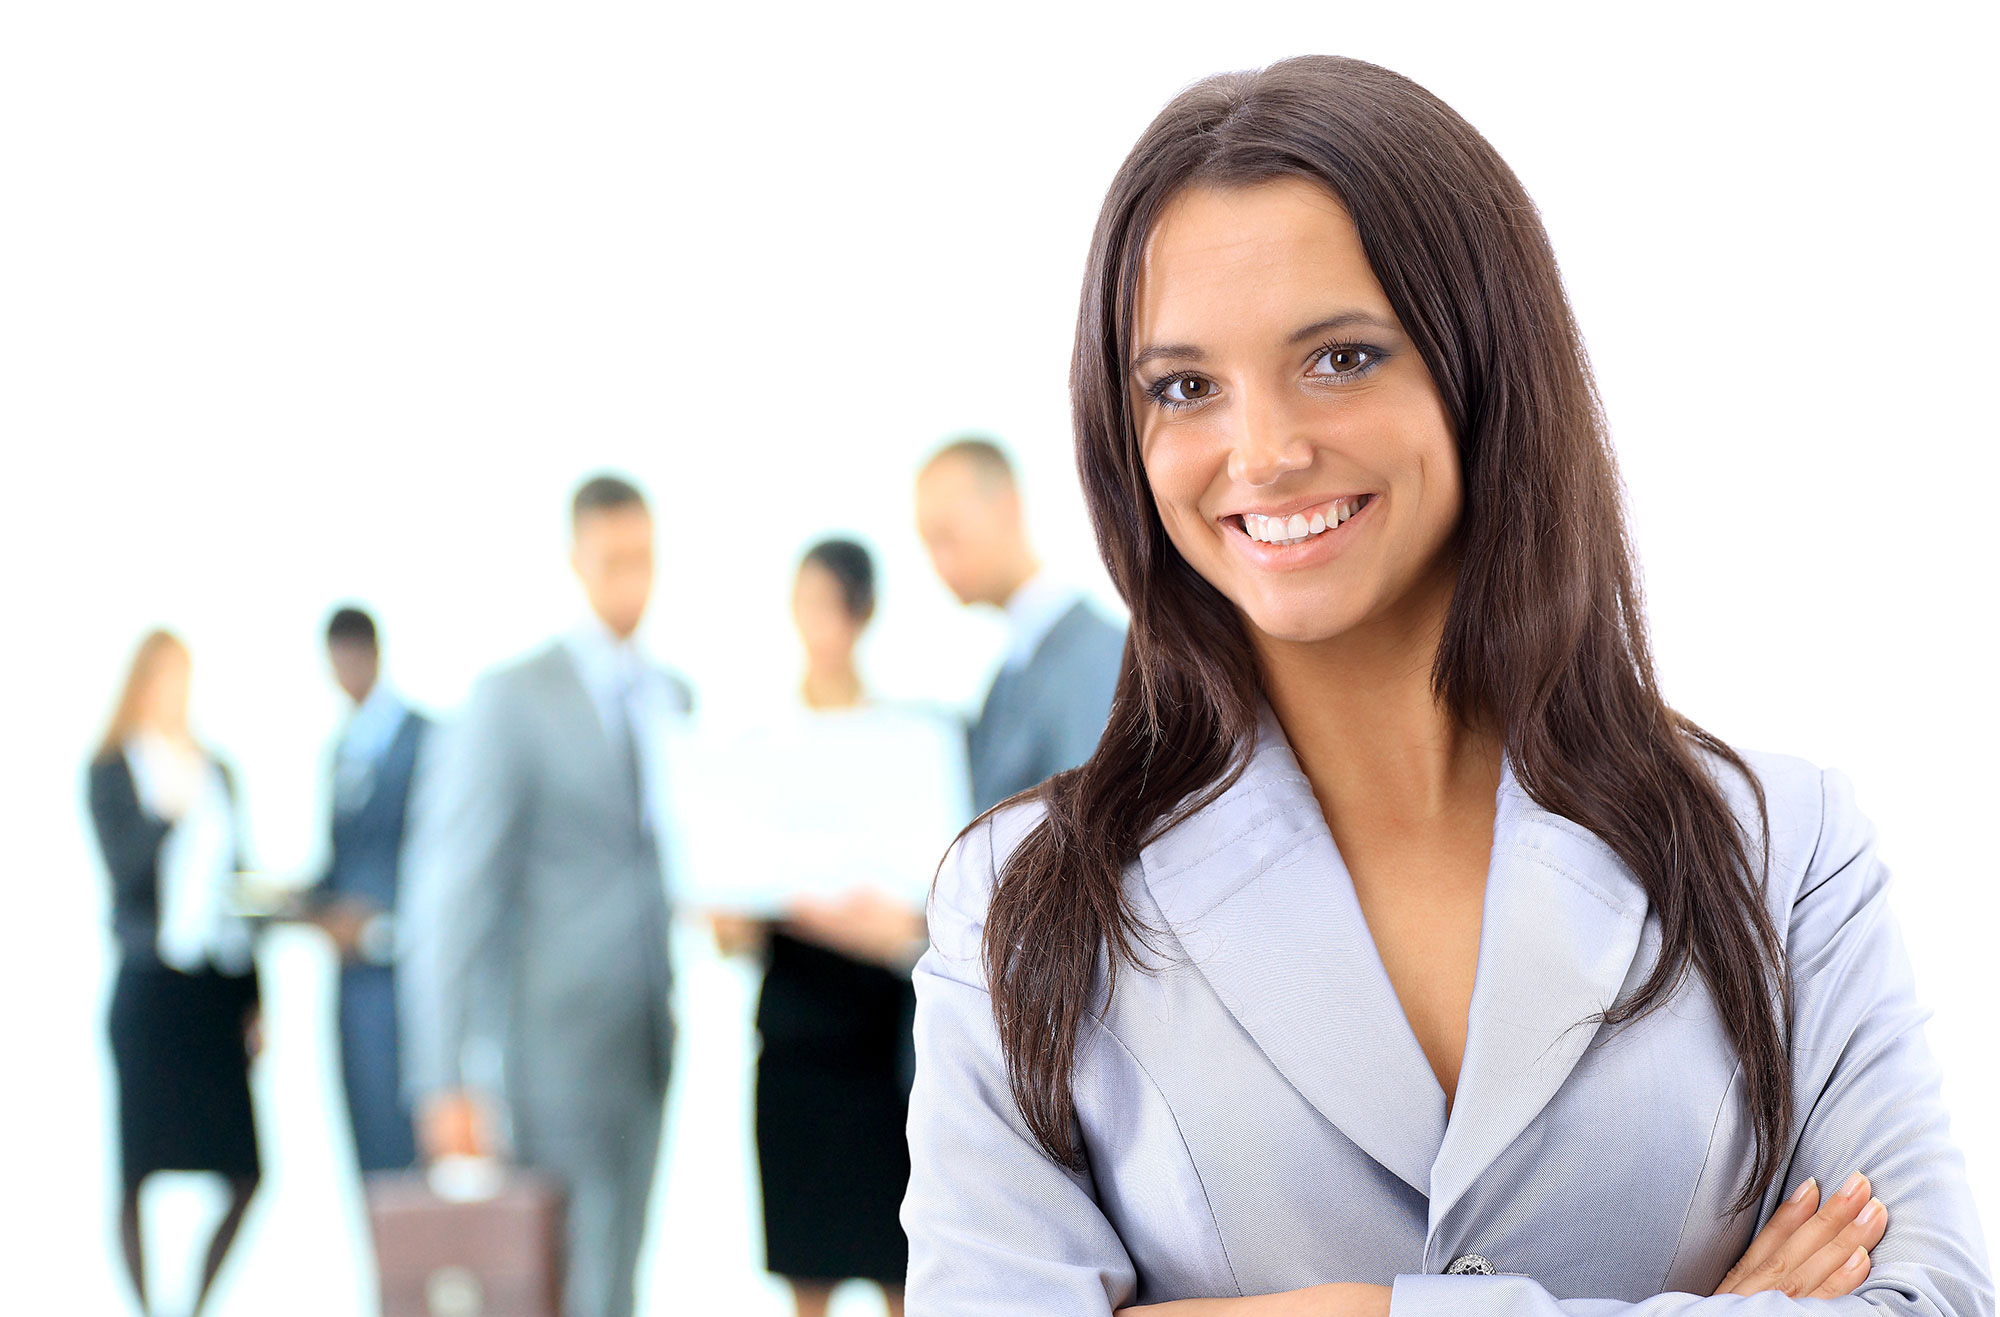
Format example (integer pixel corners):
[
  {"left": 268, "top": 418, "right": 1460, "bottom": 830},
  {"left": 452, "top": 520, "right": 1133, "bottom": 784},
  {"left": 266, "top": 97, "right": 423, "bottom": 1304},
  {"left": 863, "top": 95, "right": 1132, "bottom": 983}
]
[{"left": 1240, "top": 496, "right": 1368, "bottom": 546}]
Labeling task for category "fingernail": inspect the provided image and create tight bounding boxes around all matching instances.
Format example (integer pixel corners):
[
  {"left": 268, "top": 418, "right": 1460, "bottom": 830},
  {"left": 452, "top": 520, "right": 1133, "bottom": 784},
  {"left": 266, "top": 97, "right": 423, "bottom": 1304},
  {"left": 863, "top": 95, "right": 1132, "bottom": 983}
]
[
  {"left": 1857, "top": 1199, "right": 1882, "bottom": 1227},
  {"left": 1847, "top": 1246, "right": 1868, "bottom": 1271},
  {"left": 1841, "top": 1171, "right": 1867, "bottom": 1199},
  {"left": 1789, "top": 1178, "right": 1817, "bottom": 1204}
]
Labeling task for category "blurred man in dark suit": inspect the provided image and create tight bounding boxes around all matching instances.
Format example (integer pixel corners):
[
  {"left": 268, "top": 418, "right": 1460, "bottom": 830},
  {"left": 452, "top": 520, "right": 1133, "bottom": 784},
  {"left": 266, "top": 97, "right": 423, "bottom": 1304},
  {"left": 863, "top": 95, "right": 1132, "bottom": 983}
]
[
  {"left": 297, "top": 605, "right": 430, "bottom": 1172},
  {"left": 915, "top": 437, "right": 1125, "bottom": 812}
]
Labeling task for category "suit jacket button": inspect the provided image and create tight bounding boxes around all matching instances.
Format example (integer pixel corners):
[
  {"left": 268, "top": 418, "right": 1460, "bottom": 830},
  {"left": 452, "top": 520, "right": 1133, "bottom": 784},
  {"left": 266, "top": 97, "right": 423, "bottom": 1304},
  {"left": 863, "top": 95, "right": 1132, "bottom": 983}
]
[{"left": 1445, "top": 1254, "right": 1496, "bottom": 1276}]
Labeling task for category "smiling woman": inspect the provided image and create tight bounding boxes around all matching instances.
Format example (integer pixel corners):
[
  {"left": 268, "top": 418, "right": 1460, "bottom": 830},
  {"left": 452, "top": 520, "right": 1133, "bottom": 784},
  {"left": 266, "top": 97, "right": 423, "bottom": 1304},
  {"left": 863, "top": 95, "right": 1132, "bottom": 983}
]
[{"left": 898, "top": 55, "right": 1994, "bottom": 1317}]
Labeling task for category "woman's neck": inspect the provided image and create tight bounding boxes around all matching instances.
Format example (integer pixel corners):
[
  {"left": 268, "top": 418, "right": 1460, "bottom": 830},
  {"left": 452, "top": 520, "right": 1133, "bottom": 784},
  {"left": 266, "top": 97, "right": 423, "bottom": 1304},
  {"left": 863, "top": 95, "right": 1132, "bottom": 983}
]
[
  {"left": 1253, "top": 587, "right": 1500, "bottom": 834},
  {"left": 135, "top": 720, "right": 197, "bottom": 752},
  {"left": 801, "top": 662, "right": 864, "bottom": 711}
]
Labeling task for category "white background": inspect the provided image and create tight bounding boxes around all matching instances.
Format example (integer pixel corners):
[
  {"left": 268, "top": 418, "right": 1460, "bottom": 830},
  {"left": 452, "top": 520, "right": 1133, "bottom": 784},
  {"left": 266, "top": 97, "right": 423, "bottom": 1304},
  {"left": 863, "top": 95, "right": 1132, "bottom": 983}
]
[{"left": 2, "top": 2, "right": 1994, "bottom": 1313}]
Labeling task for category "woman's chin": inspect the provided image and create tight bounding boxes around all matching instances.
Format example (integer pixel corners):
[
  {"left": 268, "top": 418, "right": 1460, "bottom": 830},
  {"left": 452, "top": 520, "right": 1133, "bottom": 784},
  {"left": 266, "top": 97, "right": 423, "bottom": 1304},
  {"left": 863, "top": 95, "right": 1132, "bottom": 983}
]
[{"left": 1238, "top": 597, "right": 1368, "bottom": 648}]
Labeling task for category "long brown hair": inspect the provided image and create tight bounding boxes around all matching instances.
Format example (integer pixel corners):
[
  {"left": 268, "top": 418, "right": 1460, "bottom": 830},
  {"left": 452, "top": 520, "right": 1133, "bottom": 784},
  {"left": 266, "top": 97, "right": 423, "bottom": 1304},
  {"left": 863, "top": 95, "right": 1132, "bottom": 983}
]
[
  {"left": 96, "top": 629, "right": 190, "bottom": 763},
  {"left": 985, "top": 55, "right": 1788, "bottom": 1217}
]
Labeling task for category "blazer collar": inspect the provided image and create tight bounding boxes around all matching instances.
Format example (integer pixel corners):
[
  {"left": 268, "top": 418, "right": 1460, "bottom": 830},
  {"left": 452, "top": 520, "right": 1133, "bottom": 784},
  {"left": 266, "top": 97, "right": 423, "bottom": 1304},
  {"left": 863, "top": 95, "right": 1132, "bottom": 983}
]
[{"left": 1135, "top": 703, "right": 1648, "bottom": 1230}]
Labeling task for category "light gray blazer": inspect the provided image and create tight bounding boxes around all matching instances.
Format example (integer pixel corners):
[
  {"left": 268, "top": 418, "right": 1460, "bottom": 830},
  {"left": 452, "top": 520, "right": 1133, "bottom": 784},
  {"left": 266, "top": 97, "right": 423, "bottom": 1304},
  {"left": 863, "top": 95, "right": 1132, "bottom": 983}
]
[
  {"left": 397, "top": 642, "right": 686, "bottom": 1126},
  {"left": 902, "top": 709, "right": 1993, "bottom": 1315}
]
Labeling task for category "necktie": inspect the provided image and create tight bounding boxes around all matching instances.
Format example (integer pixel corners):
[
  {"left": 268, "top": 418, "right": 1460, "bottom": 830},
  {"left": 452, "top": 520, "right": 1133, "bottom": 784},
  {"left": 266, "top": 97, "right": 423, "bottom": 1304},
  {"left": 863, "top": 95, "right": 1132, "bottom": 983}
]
[{"left": 613, "top": 670, "right": 649, "bottom": 835}]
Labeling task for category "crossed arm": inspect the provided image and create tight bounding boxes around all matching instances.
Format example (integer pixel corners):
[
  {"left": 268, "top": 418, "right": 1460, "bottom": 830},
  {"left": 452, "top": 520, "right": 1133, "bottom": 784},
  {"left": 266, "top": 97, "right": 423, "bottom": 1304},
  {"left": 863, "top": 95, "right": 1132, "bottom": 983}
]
[{"left": 1123, "top": 1177, "right": 1890, "bottom": 1315}]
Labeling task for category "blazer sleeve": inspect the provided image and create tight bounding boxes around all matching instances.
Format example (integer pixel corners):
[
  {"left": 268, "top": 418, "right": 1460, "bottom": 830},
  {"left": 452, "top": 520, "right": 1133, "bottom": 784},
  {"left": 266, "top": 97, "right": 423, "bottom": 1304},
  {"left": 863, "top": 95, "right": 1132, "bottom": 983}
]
[
  {"left": 86, "top": 755, "right": 170, "bottom": 902},
  {"left": 1389, "top": 767, "right": 1994, "bottom": 1317},
  {"left": 902, "top": 810, "right": 1140, "bottom": 1315},
  {"left": 395, "top": 673, "right": 528, "bottom": 1100}
]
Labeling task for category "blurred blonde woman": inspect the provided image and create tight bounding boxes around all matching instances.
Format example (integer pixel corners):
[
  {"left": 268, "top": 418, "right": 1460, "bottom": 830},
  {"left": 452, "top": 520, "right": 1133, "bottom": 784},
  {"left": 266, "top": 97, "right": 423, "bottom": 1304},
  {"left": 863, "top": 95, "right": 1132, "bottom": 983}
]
[{"left": 87, "top": 630, "right": 260, "bottom": 1317}]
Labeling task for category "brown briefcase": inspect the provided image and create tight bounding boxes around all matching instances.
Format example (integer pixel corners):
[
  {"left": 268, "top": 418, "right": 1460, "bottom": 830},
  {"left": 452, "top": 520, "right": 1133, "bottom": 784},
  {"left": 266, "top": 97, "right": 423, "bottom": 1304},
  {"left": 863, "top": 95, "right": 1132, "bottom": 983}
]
[{"left": 366, "top": 1161, "right": 565, "bottom": 1317}]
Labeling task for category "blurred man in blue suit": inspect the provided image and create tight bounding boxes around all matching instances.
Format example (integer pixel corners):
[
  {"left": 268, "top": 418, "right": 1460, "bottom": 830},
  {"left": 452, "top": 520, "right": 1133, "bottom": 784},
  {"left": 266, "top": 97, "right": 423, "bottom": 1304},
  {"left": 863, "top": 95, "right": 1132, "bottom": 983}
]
[
  {"left": 915, "top": 437, "right": 1126, "bottom": 812},
  {"left": 298, "top": 605, "right": 429, "bottom": 1172}
]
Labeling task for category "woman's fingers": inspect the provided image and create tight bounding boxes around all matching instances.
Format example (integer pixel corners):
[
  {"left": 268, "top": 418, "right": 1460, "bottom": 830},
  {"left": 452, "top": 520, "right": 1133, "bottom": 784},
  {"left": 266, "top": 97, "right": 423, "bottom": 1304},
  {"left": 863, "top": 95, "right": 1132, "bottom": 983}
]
[
  {"left": 1717, "top": 1171, "right": 1875, "bottom": 1296},
  {"left": 1795, "top": 1198, "right": 1889, "bottom": 1299},
  {"left": 1715, "top": 1177, "right": 1822, "bottom": 1293}
]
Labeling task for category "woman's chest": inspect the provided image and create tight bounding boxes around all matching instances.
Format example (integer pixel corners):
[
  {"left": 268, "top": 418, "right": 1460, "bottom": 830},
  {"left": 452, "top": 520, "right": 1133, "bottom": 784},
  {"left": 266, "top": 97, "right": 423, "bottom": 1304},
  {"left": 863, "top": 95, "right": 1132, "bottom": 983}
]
[{"left": 1349, "top": 865, "right": 1485, "bottom": 1111}]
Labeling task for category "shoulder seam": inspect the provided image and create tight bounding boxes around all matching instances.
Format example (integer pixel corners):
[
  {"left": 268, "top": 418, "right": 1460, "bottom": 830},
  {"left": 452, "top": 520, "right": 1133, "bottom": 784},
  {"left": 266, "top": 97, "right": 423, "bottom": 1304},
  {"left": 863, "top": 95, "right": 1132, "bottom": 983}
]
[
  {"left": 1793, "top": 768, "right": 1836, "bottom": 908},
  {"left": 1083, "top": 1014, "right": 1245, "bottom": 1297}
]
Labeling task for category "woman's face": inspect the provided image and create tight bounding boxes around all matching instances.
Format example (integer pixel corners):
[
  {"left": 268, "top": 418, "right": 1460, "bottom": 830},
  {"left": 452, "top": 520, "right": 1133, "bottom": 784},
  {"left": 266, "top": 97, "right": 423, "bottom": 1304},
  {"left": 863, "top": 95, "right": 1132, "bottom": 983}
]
[
  {"left": 141, "top": 647, "right": 191, "bottom": 732},
  {"left": 792, "top": 560, "right": 866, "bottom": 668},
  {"left": 1130, "top": 176, "right": 1462, "bottom": 649}
]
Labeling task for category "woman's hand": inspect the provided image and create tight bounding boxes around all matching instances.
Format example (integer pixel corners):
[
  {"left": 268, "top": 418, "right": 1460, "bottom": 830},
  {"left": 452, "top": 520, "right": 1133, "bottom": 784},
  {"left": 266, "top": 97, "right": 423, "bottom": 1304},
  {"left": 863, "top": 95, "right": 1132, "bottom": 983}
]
[
  {"left": 707, "top": 911, "right": 767, "bottom": 958},
  {"left": 1713, "top": 1172, "right": 1888, "bottom": 1299},
  {"left": 783, "top": 889, "right": 927, "bottom": 972}
]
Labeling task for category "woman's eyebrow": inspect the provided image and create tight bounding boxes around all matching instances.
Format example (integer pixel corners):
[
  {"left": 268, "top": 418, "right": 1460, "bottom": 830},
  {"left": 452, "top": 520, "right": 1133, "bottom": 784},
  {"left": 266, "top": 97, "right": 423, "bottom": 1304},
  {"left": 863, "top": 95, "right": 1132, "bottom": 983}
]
[
  {"left": 1130, "top": 310, "right": 1401, "bottom": 374},
  {"left": 1129, "top": 341, "right": 1202, "bottom": 373},
  {"left": 1286, "top": 310, "right": 1399, "bottom": 343}
]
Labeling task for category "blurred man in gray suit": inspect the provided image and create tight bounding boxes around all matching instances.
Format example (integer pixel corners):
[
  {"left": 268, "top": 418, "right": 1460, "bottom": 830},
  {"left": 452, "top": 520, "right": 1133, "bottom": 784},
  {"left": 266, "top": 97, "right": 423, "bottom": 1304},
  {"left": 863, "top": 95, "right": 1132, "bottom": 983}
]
[
  {"left": 915, "top": 438, "right": 1125, "bottom": 812},
  {"left": 398, "top": 474, "right": 689, "bottom": 1317}
]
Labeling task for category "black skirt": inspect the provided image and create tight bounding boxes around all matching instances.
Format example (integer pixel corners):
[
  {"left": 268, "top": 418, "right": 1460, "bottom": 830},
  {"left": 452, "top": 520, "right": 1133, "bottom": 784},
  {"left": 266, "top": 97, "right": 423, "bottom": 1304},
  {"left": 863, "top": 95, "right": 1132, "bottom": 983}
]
[
  {"left": 753, "top": 931, "right": 915, "bottom": 1285},
  {"left": 109, "top": 958, "right": 261, "bottom": 1190}
]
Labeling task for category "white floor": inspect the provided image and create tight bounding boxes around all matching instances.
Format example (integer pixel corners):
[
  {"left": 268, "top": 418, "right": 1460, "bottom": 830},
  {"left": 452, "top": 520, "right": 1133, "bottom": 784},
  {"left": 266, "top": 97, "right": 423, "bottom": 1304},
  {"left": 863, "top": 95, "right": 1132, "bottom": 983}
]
[{"left": 35, "top": 918, "right": 895, "bottom": 1317}]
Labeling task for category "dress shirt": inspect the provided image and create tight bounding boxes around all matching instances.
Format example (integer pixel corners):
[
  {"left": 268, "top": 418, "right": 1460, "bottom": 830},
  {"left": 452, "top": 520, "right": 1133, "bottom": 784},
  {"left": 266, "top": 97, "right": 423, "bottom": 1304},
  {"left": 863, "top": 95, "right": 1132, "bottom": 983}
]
[
  {"left": 1000, "top": 572, "right": 1081, "bottom": 672},
  {"left": 340, "top": 682, "right": 409, "bottom": 769},
  {"left": 564, "top": 616, "right": 652, "bottom": 737},
  {"left": 564, "top": 616, "right": 673, "bottom": 832},
  {"left": 334, "top": 683, "right": 409, "bottom": 813},
  {"left": 126, "top": 733, "right": 252, "bottom": 974}
]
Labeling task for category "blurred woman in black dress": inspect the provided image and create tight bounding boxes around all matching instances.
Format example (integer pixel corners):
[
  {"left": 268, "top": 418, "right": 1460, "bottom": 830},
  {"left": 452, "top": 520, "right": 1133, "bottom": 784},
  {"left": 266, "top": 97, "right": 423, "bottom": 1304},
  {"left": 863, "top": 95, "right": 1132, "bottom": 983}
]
[
  {"left": 87, "top": 630, "right": 261, "bottom": 1317},
  {"left": 714, "top": 539, "right": 925, "bottom": 1317}
]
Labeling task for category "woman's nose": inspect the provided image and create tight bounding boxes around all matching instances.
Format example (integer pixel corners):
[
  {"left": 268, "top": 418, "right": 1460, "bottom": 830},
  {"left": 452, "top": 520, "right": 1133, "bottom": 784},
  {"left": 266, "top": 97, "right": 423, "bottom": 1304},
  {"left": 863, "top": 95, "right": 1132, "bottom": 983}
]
[{"left": 1225, "top": 395, "right": 1315, "bottom": 486}]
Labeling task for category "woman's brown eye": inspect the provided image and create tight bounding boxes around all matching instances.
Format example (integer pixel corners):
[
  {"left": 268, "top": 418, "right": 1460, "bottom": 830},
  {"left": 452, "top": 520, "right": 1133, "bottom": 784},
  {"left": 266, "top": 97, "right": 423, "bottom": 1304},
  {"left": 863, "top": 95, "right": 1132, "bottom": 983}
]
[
  {"left": 1182, "top": 378, "right": 1210, "bottom": 398},
  {"left": 1310, "top": 345, "right": 1377, "bottom": 378}
]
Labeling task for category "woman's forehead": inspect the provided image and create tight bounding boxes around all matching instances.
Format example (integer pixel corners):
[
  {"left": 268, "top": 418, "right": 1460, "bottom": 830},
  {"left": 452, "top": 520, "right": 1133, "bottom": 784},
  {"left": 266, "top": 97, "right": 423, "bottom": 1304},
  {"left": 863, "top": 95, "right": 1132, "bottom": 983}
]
[{"left": 1134, "top": 178, "right": 1392, "bottom": 349}]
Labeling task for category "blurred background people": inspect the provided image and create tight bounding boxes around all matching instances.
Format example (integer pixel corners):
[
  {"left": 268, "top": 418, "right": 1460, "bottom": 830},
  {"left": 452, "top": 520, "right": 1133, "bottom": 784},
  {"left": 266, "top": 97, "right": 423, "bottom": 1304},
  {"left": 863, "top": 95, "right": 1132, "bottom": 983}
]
[
  {"left": 713, "top": 538, "right": 921, "bottom": 1317},
  {"left": 398, "top": 474, "right": 690, "bottom": 1317},
  {"left": 289, "top": 605, "right": 429, "bottom": 1173},
  {"left": 86, "top": 630, "right": 261, "bottom": 1317},
  {"left": 914, "top": 437, "right": 1126, "bottom": 811}
]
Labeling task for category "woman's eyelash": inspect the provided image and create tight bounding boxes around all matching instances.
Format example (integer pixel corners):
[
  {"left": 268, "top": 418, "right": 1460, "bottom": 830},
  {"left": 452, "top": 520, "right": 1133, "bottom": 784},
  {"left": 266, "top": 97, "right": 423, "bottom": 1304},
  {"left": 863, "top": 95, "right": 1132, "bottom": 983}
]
[
  {"left": 1143, "top": 372, "right": 1208, "bottom": 409},
  {"left": 1142, "top": 340, "right": 1388, "bottom": 411},
  {"left": 1308, "top": 339, "right": 1386, "bottom": 376}
]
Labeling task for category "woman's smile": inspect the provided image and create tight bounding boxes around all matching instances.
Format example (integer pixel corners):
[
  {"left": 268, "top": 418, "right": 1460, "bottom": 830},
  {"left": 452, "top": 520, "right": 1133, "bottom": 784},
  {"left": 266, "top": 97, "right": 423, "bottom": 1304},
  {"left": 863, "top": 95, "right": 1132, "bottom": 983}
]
[{"left": 1223, "top": 492, "right": 1379, "bottom": 566}]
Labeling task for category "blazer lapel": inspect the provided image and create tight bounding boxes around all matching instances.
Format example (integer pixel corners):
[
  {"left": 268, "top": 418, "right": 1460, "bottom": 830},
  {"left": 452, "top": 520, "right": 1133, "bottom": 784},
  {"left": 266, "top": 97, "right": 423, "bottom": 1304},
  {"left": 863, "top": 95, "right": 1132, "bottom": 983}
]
[
  {"left": 1137, "top": 712, "right": 1448, "bottom": 1198},
  {"left": 1136, "top": 707, "right": 1651, "bottom": 1216},
  {"left": 1424, "top": 759, "right": 1648, "bottom": 1234}
]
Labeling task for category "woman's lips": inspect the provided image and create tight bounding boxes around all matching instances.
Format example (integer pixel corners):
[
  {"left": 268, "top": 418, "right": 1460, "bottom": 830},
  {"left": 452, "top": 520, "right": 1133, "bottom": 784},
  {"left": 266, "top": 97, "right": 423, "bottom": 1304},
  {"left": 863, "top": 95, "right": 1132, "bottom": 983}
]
[{"left": 1224, "top": 491, "right": 1379, "bottom": 568}]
